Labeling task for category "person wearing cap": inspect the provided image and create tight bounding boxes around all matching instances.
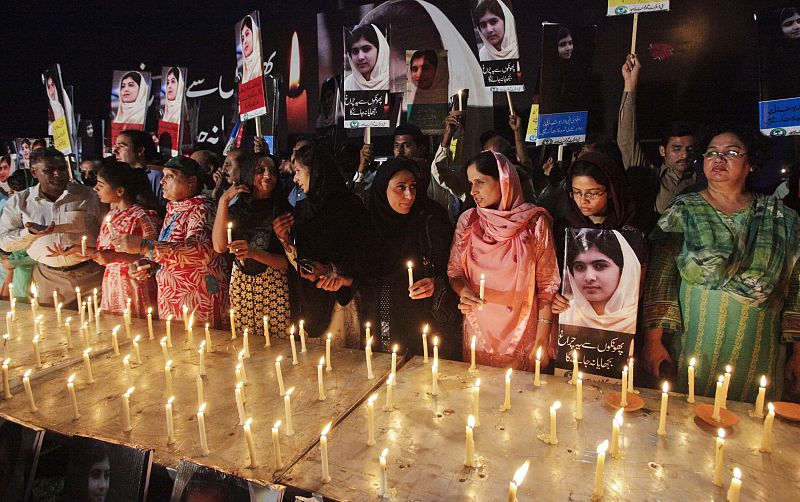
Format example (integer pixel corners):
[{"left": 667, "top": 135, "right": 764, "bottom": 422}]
[{"left": 112, "top": 156, "right": 229, "bottom": 328}]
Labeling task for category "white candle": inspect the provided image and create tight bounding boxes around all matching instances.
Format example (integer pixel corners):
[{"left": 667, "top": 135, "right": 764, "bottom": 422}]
[
  {"left": 23, "top": 369, "right": 37, "bottom": 412},
  {"left": 122, "top": 386, "right": 134, "bottom": 432},
  {"left": 229, "top": 309, "right": 236, "bottom": 340},
  {"left": 199, "top": 323, "right": 210, "bottom": 353},
  {"left": 478, "top": 273, "right": 485, "bottom": 310},
  {"left": 299, "top": 320, "right": 307, "bottom": 353},
  {"left": 713, "top": 428, "right": 725, "bottom": 486},
  {"left": 275, "top": 356, "right": 286, "bottom": 395},
  {"left": 433, "top": 336, "right": 439, "bottom": 366},
  {"left": 272, "top": 420, "right": 283, "bottom": 468},
  {"left": 146, "top": 307, "right": 154, "bottom": 340},
  {"left": 712, "top": 375, "right": 724, "bottom": 421},
  {"left": 592, "top": 441, "right": 608, "bottom": 500},
  {"left": 32, "top": 335, "right": 42, "bottom": 368},
  {"left": 407, "top": 260, "right": 414, "bottom": 290},
  {"left": 123, "top": 307, "right": 131, "bottom": 339},
  {"left": 64, "top": 318, "right": 72, "bottom": 348},
  {"left": 620, "top": 365, "right": 629, "bottom": 407},
  {"left": 227, "top": 221, "right": 233, "bottom": 246},
  {"left": 2, "top": 358, "right": 11, "bottom": 399},
  {"left": 320, "top": 422, "right": 332, "bottom": 483},
  {"left": 610, "top": 408, "right": 623, "bottom": 458},
  {"left": 160, "top": 337, "right": 169, "bottom": 362},
  {"left": 501, "top": 368, "right": 512, "bottom": 411},
  {"left": 366, "top": 393, "right": 377, "bottom": 445},
  {"left": 123, "top": 355, "right": 132, "bottom": 387},
  {"left": 83, "top": 348, "right": 95, "bottom": 383},
  {"left": 165, "top": 315, "right": 173, "bottom": 347},
  {"left": 196, "top": 374, "right": 204, "bottom": 407},
  {"left": 384, "top": 374, "right": 394, "bottom": 411},
  {"left": 197, "top": 403, "right": 209, "bottom": 455},
  {"left": 284, "top": 387, "right": 295, "bottom": 436},
  {"left": 366, "top": 337, "right": 374, "bottom": 380},
  {"left": 534, "top": 346, "right": 542, "bottom": 387},
  {"left": 263, "top": 315, "right": 271, "bottom": 346},
  {"left": 722, "top": 365, "right": 732, "bottom": 409},
  {"left": 237, "top": 351, "right": 248, "bottom": 384},
  {"left": 5, "top": 314, "right": 11, "bottom": 341},
  {"left": 165, "top": 360, "right": 173, "bottom": 396},
  {"left": 378, "top": 448, "right": 389, "bottom": 497},
  {"left": 687, "top": 357, "right": 696, "bottom": 403},
  {"left": 165, "top": 396, "right": 175, "bottom": 444},
  {"left": 289, "top": 326, "right": 299, "bottom": 365},
  {"left": 457, "top": 90, "right": 464, "bottom": 111},
  {"left": 182, "top": 305, "right": 189, "bottom": 330},
  {"left": 81, "top": 322, "right": 89, "bottom": 348},
  {"left": 753, "top": 375, "right": 767, "bottom": 418},
  {"left": 56, "top": 302, "right": 62, "bottom": 327},
  {"left": 727, "top": 467, "right": 742, "bottom": 502},
  {"left": 465, "top": 414, "right": 475, "bottom": 467},
  {"left": 235, "top": 383, "right": 246, "bottom": 425},
  {"left": 80, "top": 301, "right": 85, "bottom": 327},
  {"left": 507, "top": 460, "right": 529, "bottom": 502},
  {"left": 759, "top": 402, "right": 775, "bottom": 453},
  {"left": 570, "top": 349, "right": 579, "bottom": 384},
  {"left": 318, "top": 357, "right": 327, "bottom": 400},
  {"left": 469, "top": 335, "right": 477, "bottom": 372},
  {"left": 9, "top": 298, "right": 15, "bottom": 319},
  {"left": 422, "top": 324, "right": 429, "bottom": 363},
  {"left": 431, "top": 362, "right": 438, "bottom": 396},
  {"left": 67, "top": 373, "right": 80, "bottom": 419},
  {"left": 235, "top": 364, "right": 243, "bottom": 388},
  {"left": 93, "top": 288, "right": 99, "bottom": 318},
  {"left": 657, "top": 381, "right": 669, "bottom": 436},
  {"left": 391, "top": 344, "right": 398, "bottom": 379},
  {"left": 243, "top": 417, "right": 257, "bottom": 467},
  {"left": 576, "top": 372, "right": 583, "bottom": 420},
  {"left": 108, "top": 325, "right": 119, "bottom": 356},
  {"left": 81, "top": 235, "right": 87, "bottom": 256},
  {"left": 198, "top": 342, "right": 206, "bottom": 375},
  {"left": 472, "top": 378, "right": 481, "bottom": 426},
  {"left": 133, "top": 335, "right": 141, "bottom": 364},
  {"left": 365, "top": 322, "right": 371, "bottom": 344},
  {"left": 628, "top": 357, "right": 635, "bottom": 392},
  {"left": 548, "top": 401, "right": 561, "bottom": 444},
  {"left": 87, "top": 295, "right": 93, "bottom": 324},
  {"left": 326, "top": 333, "right": 332, "bottom": 371}
]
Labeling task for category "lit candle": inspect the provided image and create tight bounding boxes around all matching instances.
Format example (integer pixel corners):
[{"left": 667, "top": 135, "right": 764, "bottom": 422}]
[
  {"left": 263, "top": 315, "right": 271, "bottom": 347},
  {"left": 81, "top": 322, "right": 89, "bottom": 348},
  {"left": 478, "top": 273, "right": 485, "bottom": 310},
  {"left": 548, "top": 401, "right": 561, "bottom": 444},
  {"left": 712, "top": 375, "right": 724, "bottom": 422},
  {"left": 187, "top": 313, "right": 194, "bottom": 347},
  {"left": 759, "top": 402, "right": 775, "bottom": 453},
  {"left": 458, "top": 90, "right": 464, "bottom": 111},
  {"left": 235, "top": 383, "right": 246, "bottom": 425},
  {"left": 272, "top": 356, "right": 285, "bottom": 396},
  {"left": 123, "top": 355, "right": 132, "bottom": 387},
  {"left": 366, "top": 393, "right": 377, "bottom": 445},
  {"left": 576, "top": 372, "right": 583, "bottom": 420},
  {"left": 431, "top": 362, "right": 439, "bottom": 396},
  {"left": 94, "top": 308, "right": 101, "bottom": 334},
  {"left": 160, "top": 337, "right": 169, "bottom": 362},
  {"left": 146, "top": 307, "right": 154, "bottom": 340},
  {"left": 165, "top": 315, "right": 173, "bottom": 347},
  {"left": 620, "top": 365, "right": 629, "bottom": 407},
  {"left": 243, "top": 328, "right": 250, "bottom": 358},
  {"left": 727, "top": 467, "right": 742, "bottom": 502},
  {"left": 317, "top": 357, "right": 327, "bottom": 400},
  {"left": 243, "top": 417, "right": 257, "bottom": 467},
  {"left": 465, "top": 414, "right": 476, "bottom": 467},
  {"left": 9, "top": 298, "right": 15, "bottom": 319},
  {"left": 433, "top": 336, "right": 439, "bottom": 366},
  {"left": 229, "top": 309, "right": 236, "bottom": 340},
  {"left": 122, "top": 386, "right": 134, "bottom": 432},
  {"left": 722, "top": 365, "right": 732, "bottom": 409},
  {"left": 81, "top": 235, "right": 87, "bottom": 256},
  {"left": 299, "top": 320, "right": 307, "bottom": 352},
  {"left": 197, "top": 403, "right": 209, "bottom": 455},
  {"left": 235, "top": 364, "right": 243, "bottom": 388},
  {"left": 226, "top": 222, "right": 233, "bottom": 249},
  {"left": 1, "top": 358, "right": 11, "bottom": 399},
  {"left": 570, "top": 350, "right": 579, "bottom": 384},
  {"left": 628, "top": 357, "right": 635, "bottom": 393},
  {"left": 391, "top": 344, "right": 398, "bottom": 379},
  {"left": 83, "top": 348, "right": 95, "bottom": 383},
  {"left": 80, "top": 301, "right": 85, "bottom": 327},
  {"left": 5, "top": 314, "right": 11, "bottom": 341},
  {"left": 592, "top": 441, "right": 608, "bottom": 500},
  {"left": 87, "top": 295, "right": 93, "bottom": 324},
  {"left": 165, "top": 396, "right": 175, "bottom": 444},
  {"left": 501, "top": 368, "right": 512, "bottom": 411},
  {"left": 23, "top": 369, "right": 37, "bottom": 412},
  {"left": 30, "top": 284, "right": 37, "bottom": 317},
  {"left": 687, "top": 357, "right": 696, "bottom": 403},
  {"left": 378, "top": 448, "right": 389, "bottom": 497},
  {"left": 384, "top": 374, "right": 394, "bottom": 411},
  {"left": 320, "top": 422, "right": 332, "bottom": 483},
  {"left": 325, "top": 333, "right": 332, "bottom": 371},
  {"left": 32, "top": 335, "right": 42, "bottom": 368},
  {"left": 289, "top": 325, "right": 298, "bottom": 365},
  {"left": 365, "top": 322, "right": 371, "bottom": 344},
  {"left": 407, "top": 261, "right": 414, "bottom": 290},
  {"left": 182, "top": 305, "right": 189, "bottom": 330},
  {"left": 610, "top": 408, "right": 623, "bottom": 458},
  {"left": 56, "top": 302, "right": 62, "bottom": 326},
  {"left": 713, "top": 428, "right": 725, "bottom": 486},
  {"left": 112, "top": 326, "right": 122, "bottom": 355},
  {"left": 422, "top": 324, "right": 429, "bottom": 363},
  {"left": 237, "top": 350, "right": 248, "bottom": 384},
  {"left": 469, "top": 335, "right": 477, "bottom": 372},
  {"left": 93, "top": 289, "right": 99, "bottom": 317},
  {"left": 64, "top": 317, "right": 72, "bottom": 348},
  {"left": 196, "top": 374, "right": 204, "bottom": 407},
  {"left": 165, "top": 360, "right": 173, "bottom": 396},
  {"left": 272, "top": 420, "right": 283, "bottom": 468},
  {"left": 534, "top": 346, "right": 542, "bottom": 386},
  {"left": 657, "top": 381, "right": 669, "bottom": 436},
  {"left": 473, "top": 378, "right": 481, "bottom": 426},
  {"left": 507, "top": 460, "right": 529, "bottom": 502},
  {"left": 753, "top": 375, "right": 767, "bottom": 418},
  {"left": 123, "top": 308, "right": 131, "bottom": 339},
  {"left": 366, "top": 336, "right": 374, "bottom": 380},
  {"left": 284, "top": 387, "right": 295, "bottom": 436},
  {"left": 67, "top": 373, "right": 80, "bottom": 419},
  {"left": 203, "top": 322, "right": 212, "bottom": 352},
  {"left": 198, "top": 342, "right": 206, "bottom": 376}
]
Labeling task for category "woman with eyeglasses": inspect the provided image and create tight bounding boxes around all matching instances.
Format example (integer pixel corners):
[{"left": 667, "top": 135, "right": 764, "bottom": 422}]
[{"left": 643, "top": 127, "right": 800, "bottom": 402}]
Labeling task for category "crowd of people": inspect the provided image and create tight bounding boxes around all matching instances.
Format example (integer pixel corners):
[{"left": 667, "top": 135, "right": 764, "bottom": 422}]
[{"left": 1, "top": 54, "right": 799, "bottom": 404}]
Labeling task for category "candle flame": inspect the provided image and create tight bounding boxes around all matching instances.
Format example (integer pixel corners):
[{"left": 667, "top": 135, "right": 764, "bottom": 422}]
[
  {"left": 199, "top": 402, "right": 206, "bottom": 413},
  {"left": 286, "top": 386, "right": 295, "bottom": 396},
  {"left": 577, "top": 371, "right": 583, "bottom": 381},
  {"left": 147, "top": 306, "right": 152, "bottom": 314},
  {"left": 467, "top": 414, "right": 475, "bottom": 428},
  {"left": 387, "top": 374, "right": 394, "bottom": 386},
  {"left": 471, "top": 335, "right": 476, "bottom": 348},
  {"left": 368, "top": 393, "right": 378, "bottom": 403},
  {"left": 662, "top": 381, "right": 669, "bottom": 393},
  {"left": 506, "top": 368, "right": 512, "bottom": 379},
  {"left": 623, "top": 365, "right": 628, "bottom": 372},
  {"left": 480, "top": 273, "right": 485, "bottom": 280},
  {"left": 718, "top": 428, "right": 725, "bottom": 439},
  {"left": 614, "top": 408, "right": 624, "bottom": 425},
  {"left": 32, "top": 335, "right": 39, "bottom": 343},
  {"left": 392, "top": 344, "right": 398, "bottom": 353},
  {"left": 125, "top": 386, "right": 135, "bottom": 396},
  {"left": 733, "top": 467, "right": 741, "bottom": 480},
  {"left": 407, "top": 260, "right": 413, "bottom": 269},
  {"left": 238, "top": 349, "right": 245, "bottom": 359},
  {"left": 276, "top": 356, "right": 282, "bottom": 363},
  {"left": 182, "top": 305, "right": 188, "bottom": 313},
  {"left": 725, "top": 365, "right": 732, "bottom": 374},
  {"left": 167, "top": 314, "right": 173, "bottom": 321},
  {"left": 573, "top": 349, "right": 578, "bottom": 358},
  {"left": 112, "top": 325, "right": 120, "bottom": 335},
  {"left": 597, "top": 440, "right": 609, "bottom": 453},
  {"left": 57, "top": 302, "right": 63, "bottom": 309},
  {"left": 689, "top": 357, "right": 696, "bottom": 367},
  {"left": 2, "top": 358, "right": 9, "bottom": 366},
  {"left": 24, "top": 368, "right": 32, "bottom": 378},
  {"left": 166, "top": 360, "right": 173, "bottom": 369},
  {"left": 75, "top": 286, "right": 81, "bottom": 293},
  {"left": 235, "top": 381, "right": 242, "bottom": 390},
  {"left": 230, "top": 308, "right": 234, "bottom": 315},
  {"left": 68, "top": 373, "right": 75, "bottom": 383},
  {"left": 512, "top": 460, "right": 530, "bottom": 485},
  {"left": 123, "top": 355, "right": 130, "bottom": 363},
  {"left": 289, "top": 32, "right": 301, "bottom": 91},
  {"left": 552, "top": 400, "right": 561, "bottom": 410},
  {"left": 290, "top": 324, "right": 295, "bottom": 335},
  {"left": 134, "top": 335, "right": 141, "bottom": 343},
  {"left": 168, "top": 396, "right": 175, "bottom": 404},
  {"left": 30, "top": 283, "right": 37, "bottom": 296},
  {"left": 423, "top": 324, "right": 429, "bottom": 334},
  {"left": 199, "top": 341, "right": 206, "bottom": 350},
  {"left": 475, "top": 378, "right": 481, "bottom": 389},
  {"left": 718, "top": 375, "right": 724, "bottom": 383},
  {"left": 327, "top": 332, "right": 332, "bottom": 340},
  {"left": 433, "top": 336, "right": 439, "bottom": 346},
  {"left": 299, "top": 320, "right": 304, "bottom": 327},
  {"left": 84, "top": 347, "right": 92, "bottom": 355},
  {"left": 321, "top": 421, "right": 332, "bottom": 436},
  {"left": 768, "top": 402, "right": 774, "bottom": 413},
  {"left": 160, "top": 336, "right": 167, "bottom": 344},
  {"left": 274, "top": 420, "right": 282, "bottom": 429},
  {"left": 319, "top": 356, "right": 325, "bottom": 366},
  {"left": 380, "top": 447, "right": 388, "bottom": 459},
  {"left": 365, "top": 322, "right": 371, "bottom": 328},
  {"left": 245, "top": 417, "right": 253, "bottom": 427},
  {"left": 760, "top": 375, "right": 767, "bottom": 388}
]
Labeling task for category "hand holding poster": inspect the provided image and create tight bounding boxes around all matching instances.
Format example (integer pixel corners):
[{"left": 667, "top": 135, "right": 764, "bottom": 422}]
[
  {"left": 472, "top": 0, "right": 523, "bottom": 91},
  {"left": 42, "top": 65, "right": 74, "bottom": 155},
  {"left": 757, "top": 7, "right": 800, "bottom": 136},
  {"left": 157, "top": 66, "right": 188, "bottom": 156},
  {"left": 110, "top": 70, "right": 151, "bottom": 144},
  {"left": 236, "top": 11, "right": 268, "bottom": 121},
  {"left": 406, "top": 49, "right": 449, "bottom": 134},
  {"left": 344, "top": 24, "right": 391, "bottom": 128}
]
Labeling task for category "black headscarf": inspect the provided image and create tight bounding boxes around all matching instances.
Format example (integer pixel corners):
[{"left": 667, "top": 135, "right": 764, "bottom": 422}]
[
  {"left": 294, "top": 144, "right": 348, "bottom": 221},
  {"left": 565, "top": 151, "right": 638, "bottom": 230}
]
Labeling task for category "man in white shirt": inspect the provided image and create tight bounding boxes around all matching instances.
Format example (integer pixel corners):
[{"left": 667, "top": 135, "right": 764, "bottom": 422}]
[{"left": 0, "top": 148, "right": 103, "bottom": 309}]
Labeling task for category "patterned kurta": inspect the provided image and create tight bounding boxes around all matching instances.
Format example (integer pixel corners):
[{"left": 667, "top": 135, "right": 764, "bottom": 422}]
[
  {"left": 153, "top": 195, "right": 229, "bottom": 328},
  {"left": 97, "top": 205, "right": 161, "bottom": 317},
  {"left": 644, "top": 193, "right": 800, "bottom": 401}
]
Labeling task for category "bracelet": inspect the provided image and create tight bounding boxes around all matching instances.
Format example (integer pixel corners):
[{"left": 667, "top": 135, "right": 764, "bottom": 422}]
[
  {"left": 147, "top": 240, "right": 154, "bottom": 262},
  {"left": 537, "top": 318, "right": 553, "bottom": 325}
]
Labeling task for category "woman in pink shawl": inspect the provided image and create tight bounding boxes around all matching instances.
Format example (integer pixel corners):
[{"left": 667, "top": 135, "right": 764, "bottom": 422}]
[{"left": 448, "top": 151, "right": 560, "bottom": 370}]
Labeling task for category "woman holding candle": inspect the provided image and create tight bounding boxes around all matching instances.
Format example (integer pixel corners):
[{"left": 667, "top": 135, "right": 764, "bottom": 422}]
[
  {"left": 213, "top": 152, "right": 290, "bottom": 339},
  {"left": 643, "top": 127, "right": 800, "bottom": 401},
  {"left": 90, "top": 161, "right": 161, "bottom": 317},
  {"left": 273, "top": 145, "right": 364, "bottom": 346},
  {"left": 112, "top": 156, "right": 229, "bottom": 328},
  {"left": 448, "top": 151, "right": 560, "bottom": 369}
]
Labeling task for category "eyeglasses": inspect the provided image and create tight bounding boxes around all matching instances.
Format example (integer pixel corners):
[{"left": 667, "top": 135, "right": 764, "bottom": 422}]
[
  {"left": 568, "top": 190, "right": 606, "bottom": 201},
  {"left": 701, "top": 150, "right": 747, "bottom": 160}
]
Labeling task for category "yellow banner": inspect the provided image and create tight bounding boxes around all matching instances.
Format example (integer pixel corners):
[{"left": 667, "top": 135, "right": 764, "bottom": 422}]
[
  {"left": 525, "top": 103, "right": 539, "bottom": 143},
  {"left": 52, "top": 115, "right": 72, "bottom": 155},
  {"left": 607, "top": 1, "right": 669, "bottom": 16}
]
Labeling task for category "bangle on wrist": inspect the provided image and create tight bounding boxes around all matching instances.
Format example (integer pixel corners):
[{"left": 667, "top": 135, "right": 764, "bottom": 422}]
[{"left": 537, "top": 318, "right": 553, "bottom": 325}]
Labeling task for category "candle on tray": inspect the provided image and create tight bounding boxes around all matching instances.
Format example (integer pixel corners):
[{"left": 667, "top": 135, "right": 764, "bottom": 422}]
[
  {"left": 759, "top": 402, "right": 775, "bottom": 453},
  {"left": 165, "top": 315, "right": 173, "bottom": 347},
  {"left": 433, "top": 336, "right": 439, "bottom": 366},
  {"left": 592, "top": 441, "right": 609, "bottom": 500},
  {"left": 67, "top": 373, "right": 80, "bottom": 419},
  {"left": 242, "top": 328, "right": 250, "bottom": 358},
  {"left": 727, "top": 467, "right": 742, "bottom": 502},
  {"left": 263, "top": 315, "right": 271, "bottom": 346},
  {"left": 576, "top": 372, "right": 583, "bottom": 420},
  {"left": 275, "top": 356, "right": 285, "bottom": 395},
  {"left": 2, "top": 359, "right": 11, "bottom": 399},
  {"left": 198, "top": 341, "right": 206, "bottom": 376},
  {"left": 123, "top": 355, "right": 132, "bottom": 387},
  {"left": 197, "top": 403, "right": 209, "bottom": 455},
  {"left": 64, "top": 317, "right": 72, "bottom": 348},
  {"left": 203, "top": 322, "right": 213, "bottom": 352},
  {"left": 366, "top": 393, "right": 378, "bottom": 445},
  {"left": 507, "top": 460, "right": 530, "bottom": 502},
  {"left": 391, "top": 344, "right": 398, "bottom": 379},
  {"left": 657, "top": 381, "right": 669, "bottom": 435},
  {"left": 196, "top": 374, "right": 204, "bottom": 407},
  {"left": 166, "top": 396, "right": 175, "bottom": 444},
  {"left": 23, "top": 369, "right": 37, "bottom": 412},
  {"left": 465, "top": 414, "right": 476, "bottom": 467},
  {"left": 320, "top": 422, "right": 332, "bottom": 483},
  {"left": 753, "top": 375, "right": 767, "bottom": 418},
  {"left": 610, "top": 408, "right": 623, "bottom": 458},
  {"left": 378, "top": 448, "right": 389, "bottom": 497},
  {"left": 570, "top": 349, "right": 579, "bottom": 384},
  {"left": 122, "top": 387, "right": 134, "bottom": 432},
  {"left": 237, "top": 350, "right": 248, "bottom": 384},
  {"left": 326, "top": 333, "right": 332, "bottom": 371},
  {"left": 229, "top": 309, "right": 236, "bottom": 340},
  {"left": 501, "top": 368, "right": 512, "bottom": 411},
  {"left": 299, "top": 320, "right": 307, "bottom": 353},
  {"left": 688, "top": 357, "right": 696, "bottom": 403},
  {"left": 272, "top": 420, "right": 283, "bottom": 468},
  {"left": 712, "top": 375, "right": 724, "bottom": 422},
  {"left": 160, "top": 337, "right": 169, "bottom": 362},
  {"left": 83, "top": 348, "right": 95, "bottom": 383},
  {"left": 366, "top": 336, "right": 374, "bottom": 379},
  {"left": 722, "top": 365, "right": 732, "bottom": 409},
  {"left": 243, "top": 417, "right": 257, "bottom": 467},
  {"left": 365, "top": 322, "right": 371, "bottom": 344},
  {"left": 284, "top": 387, "right": 295, "bottom": 436},
  {"left": 56, "top": 302, "right": 62, "bottom": 326},
  {"left": 133, "top": 335, "right": 142, "bottom": 364},
  {"left": 289, "top": 325, "right": 299, "bottom": 365},
  {"left": 109, "top": 325, "right": 119, "bottom": 356},
  {"left": 548, "top": 401, "right": 561, "bottom": 444},
  {"left": 317, "top": 357, "right": 327, "bottom": 400},
  {"left": 235, "top": 383, "right": 246, "bottom": 425},
  {"left": 384, "top": 374, "right": 394, "bottom": 411},
  {"left": 713, "top": 428, "right": 725, "bottom": 486},
  {"left": 422, "top": 324, "right": 429, "bottom": 363}
]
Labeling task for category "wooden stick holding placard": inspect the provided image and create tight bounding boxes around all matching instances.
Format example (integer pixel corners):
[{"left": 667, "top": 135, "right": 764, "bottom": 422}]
[
  {"left": 254, "top": 116, "right": 262, "bottom": 138},
  {"left": 630, "top": 13, "right": 639, "bottom": 55},
  {"left": 506, "top": 92, "right": 515, "bottom": 116},
  {"left": 364, "top": 127, "right": 371, "bottom": 145}
]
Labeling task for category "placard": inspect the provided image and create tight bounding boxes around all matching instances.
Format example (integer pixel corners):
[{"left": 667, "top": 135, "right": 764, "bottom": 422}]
[
  {"left": 759, "top": 97, "right": 800, "bottom": 136},
  {"left": 405, "top": 49, "right": 449, "bottom": 134},
  {"left": 157, "top": 66, "right": 188, "bottom": 156},
  {"left": 607, "top": 1, "right": 670, "bottom": 16},
  {"left": 525, "top": 96, "right": 539, "bottom": 143},
  {"left": 536, "top": 111, "right": 588, "bottom": 145},
  {"left": 110, "top": 70, "right": 152, "bottom": 145},
  {"left": 344, "top": 24, "right": 391, "bottom": 129},
  {"left": 42, "top": 64, "right": 74, "bottom": 155},
  {"left": 471, "top": 0, "right": 524, "bottom": 92},
  {"left": 236, "top": 11, "right": 269, "bottom": 121},
  {"left": 757, "top": 7, "right": 800, "bottom": 135},
  {"left": 539, "top": 23, "right": 596, "bottom": 118},
  {"left": 0, "top": 417, "right": 44, "bottom": 501},
  {"left": 64, "top": 435, "right": 152, "bottom": 502}
]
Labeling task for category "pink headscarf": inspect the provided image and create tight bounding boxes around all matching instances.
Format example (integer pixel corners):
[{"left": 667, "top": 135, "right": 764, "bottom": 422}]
[{"left": 461, "top": 152, "right": 556, "bottom": 360}]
